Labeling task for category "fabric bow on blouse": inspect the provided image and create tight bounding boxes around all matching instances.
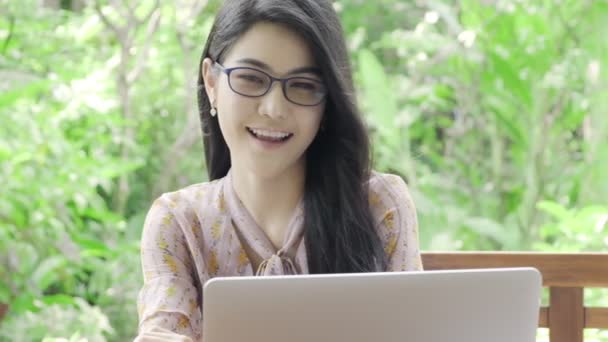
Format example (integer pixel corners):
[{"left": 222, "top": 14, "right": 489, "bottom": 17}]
[{"left": 223, "top": 170, "right": 308, "bottom": 276}]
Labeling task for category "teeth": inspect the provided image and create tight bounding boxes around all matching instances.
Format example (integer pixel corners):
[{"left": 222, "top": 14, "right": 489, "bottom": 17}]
[{"left": 249, "top": 128, "right": 291, "bottom": 139}]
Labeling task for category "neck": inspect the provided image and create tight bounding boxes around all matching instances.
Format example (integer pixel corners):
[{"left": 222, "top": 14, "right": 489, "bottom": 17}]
[{"left": 231, "top": 163, "right": 305, "bottom": 236}]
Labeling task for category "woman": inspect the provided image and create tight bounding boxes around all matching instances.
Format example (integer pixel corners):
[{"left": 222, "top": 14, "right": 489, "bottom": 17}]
[{"left": 135, "top": 0, "right": 422, "bottom": 341}]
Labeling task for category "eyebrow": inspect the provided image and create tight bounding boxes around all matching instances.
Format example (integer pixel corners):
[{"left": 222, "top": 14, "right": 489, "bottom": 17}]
[{"left": 235, "top": 58, "right": 322, "bottom": 77}]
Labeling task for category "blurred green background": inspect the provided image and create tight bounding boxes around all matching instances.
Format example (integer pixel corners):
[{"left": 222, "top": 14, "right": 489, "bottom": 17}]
[{"left": 1, "top": 0, "right": 606, "bottom": 340}]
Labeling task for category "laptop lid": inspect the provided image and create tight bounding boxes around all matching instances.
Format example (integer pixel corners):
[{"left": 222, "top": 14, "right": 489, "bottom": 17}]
[{"left": 203, "top": 268, "right": 542, "bottom": 342}]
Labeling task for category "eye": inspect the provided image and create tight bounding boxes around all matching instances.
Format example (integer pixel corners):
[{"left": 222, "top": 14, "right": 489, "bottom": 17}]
[
  {"left": 237, "top": 73, "right": 265, "bottom": 84},
  {"left": 289, "top": 80, "right": 320, "bottom": 91}
]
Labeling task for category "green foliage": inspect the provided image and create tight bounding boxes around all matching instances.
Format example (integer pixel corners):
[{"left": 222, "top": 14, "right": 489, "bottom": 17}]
[
  {"left": 348, "top": 0, "right": 608, "bottom": 252},
  {"left": 534, "top": 201, "right": 608, "bottom": 252},
  {"left": 1, "top": 0, "right": 606, "bottom": 340},
  {"left": 1, "top": 0, "right": 211, "bottom": 339},
  {"left": 0, "top": 297, "right": 113, "bottom": 341}
]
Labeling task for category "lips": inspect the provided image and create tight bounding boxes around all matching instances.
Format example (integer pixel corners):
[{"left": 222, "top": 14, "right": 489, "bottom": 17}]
[{"left": 246, "top": 127, "right": 294, "bottom": 142}]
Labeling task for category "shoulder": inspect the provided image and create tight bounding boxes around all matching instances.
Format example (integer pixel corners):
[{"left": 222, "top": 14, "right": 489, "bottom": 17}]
[
  {"left": 366, "top": 170, "right": 417, "bottom": 232},
  {"left": 153, "top": 177, "right": 225, "bottom": 214},
  {"left": 141, "top": 177, "right": 228, "bottom": 249},
  {"left": 367, "top": 171, "right": 414, "bottom": 212},
  {"left": 144, "top": 177, "right": 227, "bottom": 233}
]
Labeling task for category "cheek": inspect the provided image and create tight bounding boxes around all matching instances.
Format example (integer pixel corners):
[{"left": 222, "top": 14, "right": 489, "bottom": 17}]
[
  {"left": 216, "top": 115, "right": 233, "bottom": 147},
  {"left": 216, "top": 110, "right": 244, "bottom": 152},
  {"left": 216, "top": 96, "right": 249, "bottom": 146},
  {"left": 301, "top": 107, "right": 324, "bottom": 137}
]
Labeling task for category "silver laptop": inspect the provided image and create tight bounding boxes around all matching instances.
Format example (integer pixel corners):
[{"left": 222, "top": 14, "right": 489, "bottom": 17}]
[{"left": 203, "top": 268, "right": 542, "bottom": 342}]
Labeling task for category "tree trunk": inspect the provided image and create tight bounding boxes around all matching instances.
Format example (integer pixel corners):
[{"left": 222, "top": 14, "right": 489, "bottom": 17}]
[{"left": 0, "top": 303, "right": 8, "bottom": 322}]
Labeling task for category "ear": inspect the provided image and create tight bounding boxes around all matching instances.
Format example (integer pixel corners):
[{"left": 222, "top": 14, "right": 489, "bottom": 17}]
[{"left": 201, "top": 57, "right": 218, "bottom": 106}]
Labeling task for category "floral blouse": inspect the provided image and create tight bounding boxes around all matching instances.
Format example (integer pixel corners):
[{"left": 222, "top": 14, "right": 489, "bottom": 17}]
[{"left": 134, "top": 170, "right": 423, "bottom": 341}]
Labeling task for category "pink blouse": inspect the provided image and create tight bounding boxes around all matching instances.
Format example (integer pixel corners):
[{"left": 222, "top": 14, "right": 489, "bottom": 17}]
[{"left": 135, "top": 170, "right": 422, "bottom": 341}]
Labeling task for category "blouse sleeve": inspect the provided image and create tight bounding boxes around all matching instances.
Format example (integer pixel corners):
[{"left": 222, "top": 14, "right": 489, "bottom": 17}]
[
  {"left": 370, "top": 173, "right": 423, "bottom": 272},
  {"left": 135, "top": 194, "right": 202, "bottom": 342}
]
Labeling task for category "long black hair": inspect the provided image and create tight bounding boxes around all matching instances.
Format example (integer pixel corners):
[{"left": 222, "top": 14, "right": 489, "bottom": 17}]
[{"left": 196, "top": 0, "right": 387, "bottom": 273}]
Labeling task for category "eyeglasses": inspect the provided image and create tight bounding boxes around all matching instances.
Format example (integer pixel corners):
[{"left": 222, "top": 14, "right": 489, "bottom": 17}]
[{"left": 213, "top": 62, "right": 327, "bottom": 106}]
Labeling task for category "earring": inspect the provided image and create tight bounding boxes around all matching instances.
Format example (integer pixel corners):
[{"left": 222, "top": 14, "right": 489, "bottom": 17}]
[{"left": 210, "top": 107, "right": 217, "bottom": 117}]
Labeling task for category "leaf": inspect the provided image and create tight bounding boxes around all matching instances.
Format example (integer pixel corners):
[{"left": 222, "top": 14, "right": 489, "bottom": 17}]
[
  {"left": 81, "top": 207, "right": 123, "bottom": 223},
  {"left": 97, "top": 159, "right": 145, "bottom": 179},
  {"left": 9, "top": 293, "right": 37, "bottom": 314},
  {"left": 39, "top": 294, "right": 77, "bottom": 306},
  {"left": 485, "top": 95, "right": 527, "bottom": 147},
  {"left": 31, "top": 256, "right": 68, "bottom": 292},
  {"left": 463, "top": 217, "right": 518, "bottom": 248},
  {"left": 13, "top": 241, "right": 39, "bottom": 279},
  {"left": 357, "top": 48, "right": 403, "bottom": 166},
  {"left": 72, "top": 236, "right": 110, "bottom": 253},
  {"left": 0, "top": 79, "right": 51, "bottom": 108},
  {"left": 536, "top": 201, "right": 572, "bottom": 222},
  {"left": 0, "top": 280, "right": 11, "bottom": 303}
]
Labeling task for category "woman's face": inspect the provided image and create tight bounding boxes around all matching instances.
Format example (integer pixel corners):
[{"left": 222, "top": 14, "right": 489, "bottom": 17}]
[{"left": 202, "top": 22, "right": 326, "bottom": 180}]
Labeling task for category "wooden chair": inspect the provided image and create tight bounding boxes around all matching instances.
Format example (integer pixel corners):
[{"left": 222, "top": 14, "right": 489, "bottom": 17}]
[{"left": 422, "top": 252, "right": 608, "bottom": 342}]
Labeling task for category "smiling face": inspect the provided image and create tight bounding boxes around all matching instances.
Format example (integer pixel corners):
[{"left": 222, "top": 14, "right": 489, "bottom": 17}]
[{"left": 202, "top": 22, "right": 326, "bottom": 181}]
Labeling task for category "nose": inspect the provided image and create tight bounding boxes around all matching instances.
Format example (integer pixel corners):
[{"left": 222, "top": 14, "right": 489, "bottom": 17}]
[{"left": 258, "top": 81, "right": 287, "bottom": 120}]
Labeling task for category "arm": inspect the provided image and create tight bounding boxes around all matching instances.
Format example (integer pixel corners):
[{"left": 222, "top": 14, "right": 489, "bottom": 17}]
[
  {"left": 372, "top": 174, "right": 423, "bottom": 272},
  {"left": 135, "top": 195, "right": 202, "bottom": 341}
]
